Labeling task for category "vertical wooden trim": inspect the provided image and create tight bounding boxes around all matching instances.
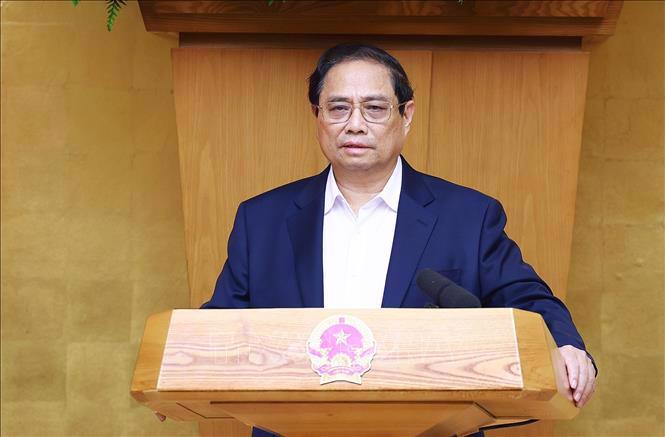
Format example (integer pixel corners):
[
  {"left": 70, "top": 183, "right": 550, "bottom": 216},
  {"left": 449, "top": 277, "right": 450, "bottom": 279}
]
[{"left": 131, "top": 310, "right": 173, "bottom": 400}]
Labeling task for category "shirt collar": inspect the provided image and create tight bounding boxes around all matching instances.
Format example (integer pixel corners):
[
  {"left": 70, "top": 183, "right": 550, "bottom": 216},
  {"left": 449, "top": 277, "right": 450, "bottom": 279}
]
[{"left": 324, "top": 156, "right": 402, "bottom": 214}]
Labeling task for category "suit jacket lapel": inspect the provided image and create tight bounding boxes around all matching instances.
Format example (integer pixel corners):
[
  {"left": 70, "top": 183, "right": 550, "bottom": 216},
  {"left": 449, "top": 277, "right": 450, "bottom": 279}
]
[
  {"left": 286, "top": 167, "right": 328, "bottom": 307},
  {"left": 382, "top": 160, "right": 437, "bottom": 308}
]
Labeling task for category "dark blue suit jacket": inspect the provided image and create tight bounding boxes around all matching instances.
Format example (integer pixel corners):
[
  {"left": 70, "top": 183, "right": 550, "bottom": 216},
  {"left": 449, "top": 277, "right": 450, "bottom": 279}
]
[{"left": 202, "top": 159, "right": 589, "bottom": 436}]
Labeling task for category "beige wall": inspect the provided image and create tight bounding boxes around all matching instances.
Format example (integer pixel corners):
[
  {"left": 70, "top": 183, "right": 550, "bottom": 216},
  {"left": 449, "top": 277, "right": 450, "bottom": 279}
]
[
  {"left": 1, "top": 1, "right": 663, "bottom": 437},
  {"left": 555, "top": 1, "right": 665, "bottom": 436},
  {"left": 1, "top": 1, "right": 196, "bottom": 435}
]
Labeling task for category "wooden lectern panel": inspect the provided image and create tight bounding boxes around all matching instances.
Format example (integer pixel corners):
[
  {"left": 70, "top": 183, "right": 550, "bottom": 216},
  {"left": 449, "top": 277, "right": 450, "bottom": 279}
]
[
  {"left": 131, "top": 309, "right": 577, "bottom": 437},
  {"left": 202, "top": 402, "right": 492, "bottom": 437},
  {"left": 158, "top": 308, "right": 522, "bottom": 392},
  {"left": 200, "top": 420, "right": 252, "bottom": 437}
]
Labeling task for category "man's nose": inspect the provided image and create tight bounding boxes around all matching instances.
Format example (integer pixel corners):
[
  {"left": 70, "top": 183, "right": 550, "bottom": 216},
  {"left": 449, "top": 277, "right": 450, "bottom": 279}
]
[{"left": 345, "top": 106, "right": 368, "bottom": 134}]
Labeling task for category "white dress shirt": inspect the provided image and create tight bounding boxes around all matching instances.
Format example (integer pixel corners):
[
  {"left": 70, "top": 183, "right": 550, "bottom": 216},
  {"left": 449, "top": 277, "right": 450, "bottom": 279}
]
[{"left": 323, "top": 157, "right": 402, "bottom": 308}]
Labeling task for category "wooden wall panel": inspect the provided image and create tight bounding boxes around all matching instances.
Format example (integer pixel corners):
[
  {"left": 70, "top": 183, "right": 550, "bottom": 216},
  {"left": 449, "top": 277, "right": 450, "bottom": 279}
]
[
  {"left": 172, "top": 48, "right": 433, "bottom": 308},
  {"left": 173, "top": 48, "right": 323, "bottom": 308},
  {"left": 426, "top": 51, "right": 588, "bottom": 301},
  {"left": 390, "top": 50, "right": 432, "bottom": 171}
]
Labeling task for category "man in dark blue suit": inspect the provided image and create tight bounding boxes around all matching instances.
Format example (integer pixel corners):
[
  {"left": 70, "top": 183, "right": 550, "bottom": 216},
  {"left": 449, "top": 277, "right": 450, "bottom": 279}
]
[{"left": 202, "top": 43, "right": 596, "bottom": 435}]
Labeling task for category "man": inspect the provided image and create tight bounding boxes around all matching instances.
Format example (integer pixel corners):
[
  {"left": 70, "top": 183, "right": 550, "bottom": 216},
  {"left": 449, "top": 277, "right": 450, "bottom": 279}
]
[{"left": 202, "top": 43, "right": 596, "bottom": 435}]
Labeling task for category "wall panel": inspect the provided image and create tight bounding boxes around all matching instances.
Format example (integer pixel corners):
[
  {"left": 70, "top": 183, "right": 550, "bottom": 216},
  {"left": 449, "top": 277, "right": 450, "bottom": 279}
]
[
  {"left": 426, "top": 51, "right": 589, "bottom": 300},
  {"left": 174, "top": 48, "right": 323, "bottom": 307}
]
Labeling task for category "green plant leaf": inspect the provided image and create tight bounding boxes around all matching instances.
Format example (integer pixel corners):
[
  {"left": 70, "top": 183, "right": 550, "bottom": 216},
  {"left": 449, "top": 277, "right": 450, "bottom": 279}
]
[
  {"left": 106, "top": 0, "right": 126, "bottom": 32},
  {"left": 71, "top": 0, "right": 79, "bottom": 6}
]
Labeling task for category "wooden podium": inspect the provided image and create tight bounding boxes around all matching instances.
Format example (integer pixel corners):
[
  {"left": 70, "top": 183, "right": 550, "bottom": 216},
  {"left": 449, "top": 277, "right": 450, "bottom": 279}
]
[{"left": 131, "top": 308, "right": 577, "bottom": 436}]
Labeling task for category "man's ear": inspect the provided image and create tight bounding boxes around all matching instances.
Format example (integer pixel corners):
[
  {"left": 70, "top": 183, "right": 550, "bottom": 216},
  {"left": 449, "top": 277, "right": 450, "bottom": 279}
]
[
  {"left": 402, "top": 100, "right": 415, "bottom": 132},
  {"left": 311, "top": 104, "right": 319, "bottom": 117}
]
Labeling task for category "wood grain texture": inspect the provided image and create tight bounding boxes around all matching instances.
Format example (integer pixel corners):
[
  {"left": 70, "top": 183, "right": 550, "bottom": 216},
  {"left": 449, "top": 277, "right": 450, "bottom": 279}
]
[
  {"left": 172, "top": 48, "right": 433, "bottom": 308},
  {"left": 419, "top": 402, "right": 496, "bottom": 436},
  {"left": 514, "top": 310, "right": 558, "bottom": 393},
  {"left": 484, "top": 310, "right": 564, "bottom": 437},
  {"left": 426, "top": 50, "right": 589, "bottom": 301},
  {"left": 477, "top": 318, "right": 577, "bottom": 425},
  {"left": 191, "top": 401, "right": 489, "bottom": 437},
  {"left": 179, "top": 33, "right": 583, "bottom": 51},
  {"left": 486, "top": 421, "right": 555, "bottom": 437},
  {"left": 140, "top": 401, "right": 205, "bottom": 421},
  {"left": 139, "top": 0, "right": 622, "bottom": 38},
  {"left": 131, "top": 308, "right": 578, "bottom": 434},
  {"left": 394, "top": 50, "right": 432, "bottom": 172},
  {"left": 157, "top": 308, "right": 522, "bottom": 392},
  {"left": 172, "top": 48, "right": 325, "bottom": 308},
  {"left": 148, "top": 1, "right": 609, "bottom": 17},
  {"left": 130, "top": 311, "right": 172, "bottom": 399},
  {"left": 199, "top": 419, "right": 252, "bottom": 437},
  {"left": 472, "top": 1, "right": 608, "bottom": 17}
]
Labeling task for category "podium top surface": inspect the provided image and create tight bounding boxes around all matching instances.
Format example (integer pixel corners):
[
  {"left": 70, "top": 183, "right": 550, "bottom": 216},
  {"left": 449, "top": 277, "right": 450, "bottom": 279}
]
[
  {"left": 133, "top": 308, "right": 567, "bottom": 400},
  {"left": 162, "top": 308, "right": 522, "bottom": 392}
]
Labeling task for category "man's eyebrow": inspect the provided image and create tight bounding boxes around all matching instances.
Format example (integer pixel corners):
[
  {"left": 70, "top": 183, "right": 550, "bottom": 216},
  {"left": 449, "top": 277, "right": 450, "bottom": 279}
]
[
  {"left": 326, "top": 96, "right": 351, "bottom": 102},
  {"left": 361, "top": 94, "right": 391, "bottom": 102},
  {"left": 325, "top": 94, "right": 391, "bottom": 102}
]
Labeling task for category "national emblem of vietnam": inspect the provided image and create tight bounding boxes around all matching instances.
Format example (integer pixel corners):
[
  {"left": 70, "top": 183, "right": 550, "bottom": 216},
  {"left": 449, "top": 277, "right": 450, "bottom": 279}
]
[{"left": 306, "top": 315, "right": 377, "bottom": 385}]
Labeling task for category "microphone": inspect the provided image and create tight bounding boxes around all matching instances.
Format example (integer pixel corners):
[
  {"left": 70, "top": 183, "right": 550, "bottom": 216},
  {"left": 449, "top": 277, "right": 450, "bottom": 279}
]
[{"left": 416, "top": 269, "right": 481, "bottom": 308}]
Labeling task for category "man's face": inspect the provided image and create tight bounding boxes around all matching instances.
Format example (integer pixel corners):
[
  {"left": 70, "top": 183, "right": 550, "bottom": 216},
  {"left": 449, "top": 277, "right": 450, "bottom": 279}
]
[{"left": 315, "top": 60, "right": 414, "bottom": 175}]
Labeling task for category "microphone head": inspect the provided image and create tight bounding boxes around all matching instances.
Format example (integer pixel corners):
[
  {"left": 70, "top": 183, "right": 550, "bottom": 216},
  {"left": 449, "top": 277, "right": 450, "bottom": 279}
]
[
  {"left": 416, "top": 269, "right": 481, "bottom": 308},
  {"left": 416, "top": 268, "right": 448, "bottom": 301}
]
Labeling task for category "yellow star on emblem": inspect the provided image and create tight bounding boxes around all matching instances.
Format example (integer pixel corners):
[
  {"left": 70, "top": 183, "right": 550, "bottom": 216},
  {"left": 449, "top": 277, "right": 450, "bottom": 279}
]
[{"left": 334, "top": 329, "right": 351, "bottom": 345}]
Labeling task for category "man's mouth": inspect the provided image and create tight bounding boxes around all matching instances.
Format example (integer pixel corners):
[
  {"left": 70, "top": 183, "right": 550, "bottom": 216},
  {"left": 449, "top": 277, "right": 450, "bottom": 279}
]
[{"left": 341, "top": 142, "right": 371, "bottom": 149}]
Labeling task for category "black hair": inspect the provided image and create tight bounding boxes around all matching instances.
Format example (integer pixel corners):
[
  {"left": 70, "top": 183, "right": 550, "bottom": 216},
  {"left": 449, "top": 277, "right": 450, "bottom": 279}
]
[{"left": 308, "top": 43, "right": 414, "bottom": 116}]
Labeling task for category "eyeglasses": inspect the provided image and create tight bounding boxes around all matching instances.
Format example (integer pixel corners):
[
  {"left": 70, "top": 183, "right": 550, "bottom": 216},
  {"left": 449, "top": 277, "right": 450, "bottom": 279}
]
[{"left": 316, "top": 100, "right": 408, "bottom": 124}]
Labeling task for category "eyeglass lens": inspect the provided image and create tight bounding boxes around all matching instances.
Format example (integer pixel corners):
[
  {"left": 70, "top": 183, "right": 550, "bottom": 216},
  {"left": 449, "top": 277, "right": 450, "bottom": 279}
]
[{"left": 324, "top": 101, "right": 392, "bottom": 123}]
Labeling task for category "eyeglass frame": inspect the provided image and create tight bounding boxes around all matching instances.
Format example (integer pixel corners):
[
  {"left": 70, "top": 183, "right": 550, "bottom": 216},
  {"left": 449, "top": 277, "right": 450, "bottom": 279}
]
[{"left": 314, "top": 100, "right": 410, "bottom": 124}]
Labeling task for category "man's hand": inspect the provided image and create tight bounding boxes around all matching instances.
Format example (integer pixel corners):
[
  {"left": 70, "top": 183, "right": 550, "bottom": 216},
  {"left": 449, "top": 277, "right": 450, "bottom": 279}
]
[{"left": 558, "top": 345, "right": 596, "bottom": 408}]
